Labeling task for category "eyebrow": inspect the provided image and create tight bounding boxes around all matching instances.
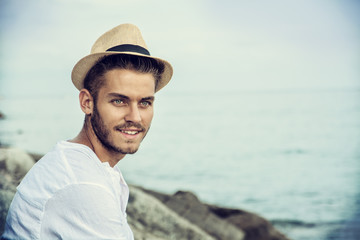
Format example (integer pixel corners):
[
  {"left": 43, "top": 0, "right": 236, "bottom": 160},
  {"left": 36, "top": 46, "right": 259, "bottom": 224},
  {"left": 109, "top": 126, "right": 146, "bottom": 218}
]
[
  {"left": 107, "top": 93, "right": 130, "bottom": 100},
  {"left": 141, "top": 96, "right": 155, "bottom": 102},
  {"left": 107, "top": 93, "right": 155, "bottom": 102}
]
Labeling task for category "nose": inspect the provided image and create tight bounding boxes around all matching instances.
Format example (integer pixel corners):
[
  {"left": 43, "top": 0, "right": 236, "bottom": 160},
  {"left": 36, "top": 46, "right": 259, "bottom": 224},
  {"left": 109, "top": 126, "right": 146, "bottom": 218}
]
[{"left": 124, "top": 105, "right": 142, "bottom": 123}]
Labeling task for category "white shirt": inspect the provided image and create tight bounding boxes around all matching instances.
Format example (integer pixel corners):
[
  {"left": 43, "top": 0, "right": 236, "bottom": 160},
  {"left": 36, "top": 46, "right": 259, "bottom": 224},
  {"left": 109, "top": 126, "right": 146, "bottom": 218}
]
[{"left": 2, "top": 141, "right": 134, "bottom": 240}]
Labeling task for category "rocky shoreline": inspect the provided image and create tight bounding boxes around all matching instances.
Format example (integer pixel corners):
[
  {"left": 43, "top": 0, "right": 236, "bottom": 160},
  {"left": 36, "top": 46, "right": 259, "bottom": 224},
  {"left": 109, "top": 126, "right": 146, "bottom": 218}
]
[{"left": 0, "top": 147, "right": 289, "bottom": 240}]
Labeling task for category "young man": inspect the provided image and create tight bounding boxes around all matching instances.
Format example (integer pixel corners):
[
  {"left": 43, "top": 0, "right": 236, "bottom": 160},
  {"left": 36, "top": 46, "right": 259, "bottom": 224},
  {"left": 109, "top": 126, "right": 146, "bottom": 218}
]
[{"left": 2, "top": 23, "right": 173, "bottom": 239}]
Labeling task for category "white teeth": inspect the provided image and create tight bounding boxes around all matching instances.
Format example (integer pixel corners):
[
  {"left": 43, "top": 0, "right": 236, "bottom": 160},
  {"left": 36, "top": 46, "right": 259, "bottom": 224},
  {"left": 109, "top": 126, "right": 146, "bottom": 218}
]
[{"left": 121, "top": 130, "right": 138, "bottom": 135}]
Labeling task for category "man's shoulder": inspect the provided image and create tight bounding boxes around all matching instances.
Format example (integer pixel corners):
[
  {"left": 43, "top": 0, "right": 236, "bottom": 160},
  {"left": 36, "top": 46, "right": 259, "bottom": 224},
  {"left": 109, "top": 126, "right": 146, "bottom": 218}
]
[
  {"left": 37, "top": 140, "right": 100, "bottom": 175},
  {"left": 26, "top": 141, "right": 96, "bottom": 180},
  {"left": 16, "top": 141, "right": 106, "bottom": 205},
  {"left": 51, "top": 140, "right": 96, "bottom": 163}
]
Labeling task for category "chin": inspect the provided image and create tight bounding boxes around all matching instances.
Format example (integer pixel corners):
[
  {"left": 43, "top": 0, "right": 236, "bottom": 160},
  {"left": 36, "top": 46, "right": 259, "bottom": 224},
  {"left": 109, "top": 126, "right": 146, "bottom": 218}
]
[
  {"left": 125, "top": 149, "right": 138, "bottom": 154},
  {"left": 118, "top": 145, "right": 140, "bottom": 154}
]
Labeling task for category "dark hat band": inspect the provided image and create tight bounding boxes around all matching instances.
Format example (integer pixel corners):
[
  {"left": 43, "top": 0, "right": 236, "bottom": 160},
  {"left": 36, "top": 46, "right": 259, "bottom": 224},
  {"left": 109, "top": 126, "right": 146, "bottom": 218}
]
[{"left": 106, "top": 44, "right": 150, "bottom": 56}]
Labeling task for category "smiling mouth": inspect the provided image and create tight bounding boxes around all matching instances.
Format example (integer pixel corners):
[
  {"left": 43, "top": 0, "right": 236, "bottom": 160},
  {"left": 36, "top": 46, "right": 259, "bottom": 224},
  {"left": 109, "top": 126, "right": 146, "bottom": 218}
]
[
  {"left": 119, "top": 129, "right": 141, "bottom": 135},
  {"left": 115, "top": 123, "right": 145, "bottom": 137}
]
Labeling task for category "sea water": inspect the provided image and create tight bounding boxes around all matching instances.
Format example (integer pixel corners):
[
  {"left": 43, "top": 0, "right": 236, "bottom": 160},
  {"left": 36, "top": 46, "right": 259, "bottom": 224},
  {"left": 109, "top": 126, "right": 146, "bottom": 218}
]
[{"left": 1, "top": 89, "right": 359, "bottom": 240}]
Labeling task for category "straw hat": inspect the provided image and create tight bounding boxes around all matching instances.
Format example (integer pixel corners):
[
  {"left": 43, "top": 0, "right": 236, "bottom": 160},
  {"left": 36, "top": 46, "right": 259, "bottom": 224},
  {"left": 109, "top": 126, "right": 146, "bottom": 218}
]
[{"left": 71, "top": 23, "right": 173, "bottom": 92}]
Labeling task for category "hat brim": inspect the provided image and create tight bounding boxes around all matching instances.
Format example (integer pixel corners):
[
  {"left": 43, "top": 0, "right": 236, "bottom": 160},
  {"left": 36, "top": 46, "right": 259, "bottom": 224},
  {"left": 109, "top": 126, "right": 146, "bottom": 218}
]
[{"left": 71, "top": 51, "right": 173, "bottom": 92}]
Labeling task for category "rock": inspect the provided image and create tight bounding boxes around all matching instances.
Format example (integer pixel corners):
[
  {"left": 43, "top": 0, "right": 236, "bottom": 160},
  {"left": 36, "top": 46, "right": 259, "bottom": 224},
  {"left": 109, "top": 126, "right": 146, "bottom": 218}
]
[
  {"left": 0, "top": 172, "right": 16, "bottom": 193},
  {"left": 0, "top": 190, "right": 15, "bottom": 232},
  {"left": 208, "top": 205, "right": 290, "bottom": 240},
  {"left": 28, "top": 152, "right": 43, "bottom": 162},
  {"left": 127, "top": 186, "right": 215, "bottom": 240},
  {"left": 0, "top": 148, "right": 36, "bottom": 233},
  {"left": 0, "top": 148, "right": 35, "bottom": 186},
  {"left": 141, "top": 188, "right": 245, "bottom": 240},
  {"left": 143, "top": 189, "right": 289, "bottom": 240}
]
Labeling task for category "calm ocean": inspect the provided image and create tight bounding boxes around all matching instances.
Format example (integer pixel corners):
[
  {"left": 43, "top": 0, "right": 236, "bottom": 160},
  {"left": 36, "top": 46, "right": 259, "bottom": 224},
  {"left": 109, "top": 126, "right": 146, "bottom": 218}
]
[{"left": 1, "top": 89, "right": 360, "bottom": 240}]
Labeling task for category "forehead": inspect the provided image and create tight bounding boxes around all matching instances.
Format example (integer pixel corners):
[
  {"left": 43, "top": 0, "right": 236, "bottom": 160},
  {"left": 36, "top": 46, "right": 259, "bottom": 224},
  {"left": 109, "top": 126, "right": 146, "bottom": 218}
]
[{"left": 100, "top": 69, "right": 155, "bottom": 97}]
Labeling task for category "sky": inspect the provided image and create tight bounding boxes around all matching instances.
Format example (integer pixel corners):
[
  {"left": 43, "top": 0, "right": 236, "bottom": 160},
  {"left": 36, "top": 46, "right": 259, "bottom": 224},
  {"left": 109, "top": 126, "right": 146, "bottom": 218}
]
[{"left": 0, "top": 0, "right": 359, "bottom": 97}]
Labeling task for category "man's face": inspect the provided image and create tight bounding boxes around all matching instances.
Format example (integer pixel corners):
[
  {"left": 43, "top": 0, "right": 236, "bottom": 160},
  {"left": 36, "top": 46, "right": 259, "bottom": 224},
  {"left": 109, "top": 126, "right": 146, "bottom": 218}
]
[{"left": 90, "top": 69, "right": 155, "bottom": 154}]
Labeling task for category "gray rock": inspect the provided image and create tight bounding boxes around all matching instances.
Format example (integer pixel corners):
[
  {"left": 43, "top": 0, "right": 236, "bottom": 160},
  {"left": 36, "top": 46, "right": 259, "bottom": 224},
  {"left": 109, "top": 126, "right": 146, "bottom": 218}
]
[
  {"left": 142, "top": 189, "right": 290, "bottom": 240},
  {"left": 208, "top": 205, "right": 290, "bottom": 240},
  {"left": 0, "top": 148, "right": 36, "bottom": 233},
  {"left": 0, "top": 190, "right": 15, "bottom": 233},
  {"left": 127, "top": 186, "right": 215, "bottom": 240},
  {"left": 141, "top": 189, "right": 245, "bottom": 240},
  {"left": 0, "top": 148, "right": 35, "bottom": 186}
]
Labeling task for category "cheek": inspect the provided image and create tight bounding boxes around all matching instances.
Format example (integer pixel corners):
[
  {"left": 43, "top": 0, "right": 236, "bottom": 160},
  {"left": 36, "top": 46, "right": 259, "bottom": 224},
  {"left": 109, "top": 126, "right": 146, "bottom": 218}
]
[
  {"left": 97, "top": 106, "right": 122, "bottom": 125},
  {"left": 143, "top": 110, "right": 154, "bottom": 125}
]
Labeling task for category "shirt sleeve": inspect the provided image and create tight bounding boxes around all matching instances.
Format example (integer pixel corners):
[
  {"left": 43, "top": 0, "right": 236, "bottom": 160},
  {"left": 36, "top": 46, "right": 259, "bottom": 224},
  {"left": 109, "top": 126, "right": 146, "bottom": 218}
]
[{"left": 40, "top": 183, "right": 132, "bottom": 239}]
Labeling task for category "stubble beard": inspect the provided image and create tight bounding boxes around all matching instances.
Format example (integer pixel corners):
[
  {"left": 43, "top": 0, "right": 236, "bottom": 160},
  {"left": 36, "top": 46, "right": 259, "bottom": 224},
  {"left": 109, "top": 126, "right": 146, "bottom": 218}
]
[{"left": 90, "top": 104, "right": 147, "bottom": 155}]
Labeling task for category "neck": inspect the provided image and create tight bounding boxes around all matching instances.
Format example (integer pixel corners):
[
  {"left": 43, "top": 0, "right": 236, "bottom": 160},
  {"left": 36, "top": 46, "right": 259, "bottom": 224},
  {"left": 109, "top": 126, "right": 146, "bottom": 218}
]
[{"left": 70, "top": 120, "right": 126, "bottom": 167}]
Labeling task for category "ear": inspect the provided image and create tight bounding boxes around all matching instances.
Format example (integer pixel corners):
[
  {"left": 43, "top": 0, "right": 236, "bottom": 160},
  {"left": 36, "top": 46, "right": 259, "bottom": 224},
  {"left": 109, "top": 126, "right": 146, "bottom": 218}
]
[{"left": 79, "top": 89, "right": 94, "bottom": 115}]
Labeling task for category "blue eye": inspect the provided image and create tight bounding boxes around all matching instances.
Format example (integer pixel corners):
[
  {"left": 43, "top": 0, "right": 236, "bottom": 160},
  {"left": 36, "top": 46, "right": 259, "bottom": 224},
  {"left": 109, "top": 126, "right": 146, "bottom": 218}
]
[
  {"left": 140, "top": 101, "right": 151, "bottom": 107},
  {"left": 112, "top": 99, "right": 124, "bottom": 105}
]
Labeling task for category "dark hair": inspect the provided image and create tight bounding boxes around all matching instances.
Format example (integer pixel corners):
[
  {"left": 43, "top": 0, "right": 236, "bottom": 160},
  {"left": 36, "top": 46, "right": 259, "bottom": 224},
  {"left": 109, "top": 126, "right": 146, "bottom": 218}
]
[{"left": 83, "top": 54, "right": 164, "bottom": 102}]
